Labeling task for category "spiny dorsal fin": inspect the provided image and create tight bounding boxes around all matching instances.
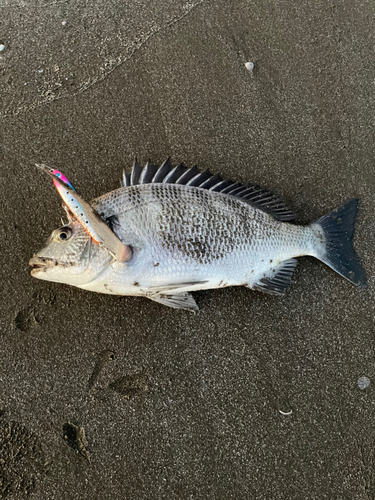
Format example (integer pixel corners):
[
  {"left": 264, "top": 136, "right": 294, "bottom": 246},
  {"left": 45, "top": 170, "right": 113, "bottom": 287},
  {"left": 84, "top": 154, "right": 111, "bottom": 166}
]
[
  {"left": 163, "top": 163, "right": 189, "bottom": 183},
  {"left": 131, "top": 159, "right": 142, "bottom": 185},
  {"left": 140, "top": 160, "right": 159, "bottom": 184},
  {"left": 152, "top": 158, "right": 172, "bottom": 183},
  {"left": 120, "top": 159, "right": 297, "bottom": 221},
  {"left": 253, "top": 259, "right": 298, "bottom": 295}
]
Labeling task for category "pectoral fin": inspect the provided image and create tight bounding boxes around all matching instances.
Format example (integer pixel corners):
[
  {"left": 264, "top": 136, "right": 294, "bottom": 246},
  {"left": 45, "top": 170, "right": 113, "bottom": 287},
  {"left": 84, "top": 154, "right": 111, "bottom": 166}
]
[
  {"left": 147, "top": 280, "right": 208, "bottom": 294},
  {"left": 149, "top": 292, "right": 198, "bottom": 312}
]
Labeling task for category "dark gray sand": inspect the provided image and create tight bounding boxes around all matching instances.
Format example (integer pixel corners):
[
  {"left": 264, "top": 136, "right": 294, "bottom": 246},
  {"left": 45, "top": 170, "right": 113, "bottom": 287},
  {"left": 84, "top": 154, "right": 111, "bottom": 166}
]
[{"left": 1, "top": 0, "right": 375, "bottom": 498}]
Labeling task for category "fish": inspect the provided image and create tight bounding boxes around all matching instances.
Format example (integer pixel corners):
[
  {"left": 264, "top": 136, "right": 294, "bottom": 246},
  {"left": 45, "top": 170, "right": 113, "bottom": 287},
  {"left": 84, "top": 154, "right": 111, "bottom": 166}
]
[{"left": 29, "top": 158, "right": 366, "bottom": 312}]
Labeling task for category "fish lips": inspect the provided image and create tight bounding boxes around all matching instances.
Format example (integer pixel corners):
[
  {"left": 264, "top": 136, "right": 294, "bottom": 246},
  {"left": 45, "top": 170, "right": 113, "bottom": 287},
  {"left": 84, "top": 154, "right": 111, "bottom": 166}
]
[{"left": 29, "top": 256, "right": 59, "bottom": 275}]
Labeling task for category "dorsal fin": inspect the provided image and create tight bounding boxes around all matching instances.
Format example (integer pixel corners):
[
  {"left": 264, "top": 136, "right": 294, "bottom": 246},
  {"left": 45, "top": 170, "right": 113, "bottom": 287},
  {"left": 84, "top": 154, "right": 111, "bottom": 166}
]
[
  {"left": 131, "top": 159, "right": 142, "bottom": 185},
  {"left": 119, "top": 159, "right": 297, "bottom": 221},
  {"left": 163, "top": 163, "right": 189, "bottom": 183},
  {"left": 140, "top": 160, "right": 159, "bottom": 184},
  {"left": 152, "top": 158, "right": 173, "bottom": 183}
]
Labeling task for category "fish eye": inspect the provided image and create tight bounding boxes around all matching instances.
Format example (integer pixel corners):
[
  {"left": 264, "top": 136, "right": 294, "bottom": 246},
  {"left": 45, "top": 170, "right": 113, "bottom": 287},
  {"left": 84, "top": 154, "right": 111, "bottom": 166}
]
[{"left": 57, "top": 227, "right": 72, "bottom": 242}]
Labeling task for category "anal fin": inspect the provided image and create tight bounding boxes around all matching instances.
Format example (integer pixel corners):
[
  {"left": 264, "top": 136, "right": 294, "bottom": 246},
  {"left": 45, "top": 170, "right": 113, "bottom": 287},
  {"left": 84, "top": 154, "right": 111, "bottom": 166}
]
[
  {"left": 253, "top": 259, "right": 298, "bottom": 295},
  {"left": 149, "top": 292, "right": 198, "bottom": 312}
]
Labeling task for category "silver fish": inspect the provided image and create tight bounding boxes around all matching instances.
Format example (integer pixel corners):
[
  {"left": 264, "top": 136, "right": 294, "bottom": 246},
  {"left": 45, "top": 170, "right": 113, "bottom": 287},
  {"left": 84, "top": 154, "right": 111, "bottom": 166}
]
[{"left": 29, "top": 159, "right": 366, "bottom": 311}]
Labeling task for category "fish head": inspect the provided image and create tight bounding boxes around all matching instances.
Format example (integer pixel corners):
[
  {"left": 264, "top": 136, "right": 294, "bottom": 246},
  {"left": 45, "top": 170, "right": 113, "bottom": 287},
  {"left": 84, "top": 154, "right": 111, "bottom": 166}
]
[{"left": 29, "top": 218, "right": 111, "bottom": 286}]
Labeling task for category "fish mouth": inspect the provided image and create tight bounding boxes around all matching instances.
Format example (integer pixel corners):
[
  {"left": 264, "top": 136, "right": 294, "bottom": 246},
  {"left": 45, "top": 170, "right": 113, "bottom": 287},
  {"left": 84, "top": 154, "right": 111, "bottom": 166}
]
[{"left": 29, "top": 256, "right": 57, "bottom": 274}]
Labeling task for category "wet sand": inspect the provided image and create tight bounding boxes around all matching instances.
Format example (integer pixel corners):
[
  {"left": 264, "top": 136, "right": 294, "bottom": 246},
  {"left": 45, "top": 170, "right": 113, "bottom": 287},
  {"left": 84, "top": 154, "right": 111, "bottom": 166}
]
[{"left": 1, "top": 0, "right": 375, "bottom": 498}]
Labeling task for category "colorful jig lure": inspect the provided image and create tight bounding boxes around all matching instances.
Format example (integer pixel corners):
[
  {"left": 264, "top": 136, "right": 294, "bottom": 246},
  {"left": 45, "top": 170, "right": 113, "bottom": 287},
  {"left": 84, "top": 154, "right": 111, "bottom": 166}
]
[{"left": 36, "top": 163, "right": 132, "bottom": 263}]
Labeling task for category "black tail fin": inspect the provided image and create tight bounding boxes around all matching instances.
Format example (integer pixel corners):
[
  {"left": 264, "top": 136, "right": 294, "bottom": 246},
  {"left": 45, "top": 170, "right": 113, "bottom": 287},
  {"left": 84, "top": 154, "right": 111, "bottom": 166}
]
[{"left": 314, "top": 199, "right": 366, "bottom": 287}]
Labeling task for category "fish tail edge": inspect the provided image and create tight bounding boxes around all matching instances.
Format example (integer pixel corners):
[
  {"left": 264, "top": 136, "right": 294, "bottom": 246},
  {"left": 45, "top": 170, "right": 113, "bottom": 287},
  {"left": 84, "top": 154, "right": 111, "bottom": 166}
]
[{"left": 311, "top": 198, "right": 366, "bottom": 287}]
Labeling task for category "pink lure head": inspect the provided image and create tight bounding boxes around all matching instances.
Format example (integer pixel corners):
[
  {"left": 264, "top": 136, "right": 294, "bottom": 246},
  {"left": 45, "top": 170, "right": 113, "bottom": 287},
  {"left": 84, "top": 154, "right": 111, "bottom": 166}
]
[
  {"left": 52, "top": 169, "right": 76, "bottom": 191},
  {"left": 36, "top": 163, "right": 76, "bottom": 192}
]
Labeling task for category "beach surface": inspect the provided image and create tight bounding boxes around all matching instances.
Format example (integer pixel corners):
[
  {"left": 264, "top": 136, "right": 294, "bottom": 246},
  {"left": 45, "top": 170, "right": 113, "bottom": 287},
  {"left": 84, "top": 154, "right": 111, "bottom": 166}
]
[{"left": 1, "top": 0, "right": 375, "bottom": 498}]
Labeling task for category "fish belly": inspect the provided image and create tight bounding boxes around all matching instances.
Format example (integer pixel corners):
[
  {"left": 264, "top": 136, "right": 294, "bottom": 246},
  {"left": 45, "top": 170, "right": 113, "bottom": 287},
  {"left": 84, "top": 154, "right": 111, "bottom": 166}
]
[{"left": 80, "top": 225, "right": 311, "bottom": 296}]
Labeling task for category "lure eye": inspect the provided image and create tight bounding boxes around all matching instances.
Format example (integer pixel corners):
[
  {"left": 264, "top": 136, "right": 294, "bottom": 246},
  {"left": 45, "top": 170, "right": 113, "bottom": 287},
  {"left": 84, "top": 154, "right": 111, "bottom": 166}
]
[{"left": 57, "top": 227, "right": 72, "bottom": 242}]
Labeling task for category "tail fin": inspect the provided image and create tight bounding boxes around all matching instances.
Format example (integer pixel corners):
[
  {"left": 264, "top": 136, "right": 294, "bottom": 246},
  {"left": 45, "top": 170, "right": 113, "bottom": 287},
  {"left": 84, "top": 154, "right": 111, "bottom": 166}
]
[{"left": 313, "top": 199, "right": 366, "bottom": 287}]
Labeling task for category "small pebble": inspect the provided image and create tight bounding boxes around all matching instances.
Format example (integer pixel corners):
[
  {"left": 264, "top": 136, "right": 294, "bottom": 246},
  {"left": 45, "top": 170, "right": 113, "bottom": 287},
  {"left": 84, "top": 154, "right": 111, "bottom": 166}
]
[
  {"left": 358, "top": 376, "right": 370, "bottom": 390},
  {"left": 245, "top": 61, "right": 254, "bottom": 72},
  {"left": 62, "top": 20, "right": 67, "bottom": 25},
  {"left": 0, "top": 45, "right": 5, "bottom": 52},
  {"left": 38, "top": 69, "right": 44, "bottom": 73}
]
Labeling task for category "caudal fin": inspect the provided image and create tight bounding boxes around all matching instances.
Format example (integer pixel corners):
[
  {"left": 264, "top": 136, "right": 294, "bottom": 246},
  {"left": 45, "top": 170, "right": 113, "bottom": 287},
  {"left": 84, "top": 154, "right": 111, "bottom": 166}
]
[{"left": 313, "top": 199, "right": 366, "bottom": 287}]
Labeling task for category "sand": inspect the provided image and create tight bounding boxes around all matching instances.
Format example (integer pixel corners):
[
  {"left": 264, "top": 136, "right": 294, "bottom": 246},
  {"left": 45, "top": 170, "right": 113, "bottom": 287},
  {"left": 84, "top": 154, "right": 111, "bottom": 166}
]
[{"left": 1, "top": 0, "right": 375, "bottom": 498}]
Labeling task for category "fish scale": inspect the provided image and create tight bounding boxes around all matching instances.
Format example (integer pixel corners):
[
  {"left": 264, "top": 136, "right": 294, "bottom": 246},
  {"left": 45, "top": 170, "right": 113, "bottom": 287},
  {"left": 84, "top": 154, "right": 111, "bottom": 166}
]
[{"left": 90, "top": 183, "right": 311, "bottom": 285}]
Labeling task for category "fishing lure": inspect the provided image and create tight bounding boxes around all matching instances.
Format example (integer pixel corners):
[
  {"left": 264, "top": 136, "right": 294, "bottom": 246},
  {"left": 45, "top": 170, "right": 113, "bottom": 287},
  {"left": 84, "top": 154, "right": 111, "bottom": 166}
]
[{"left": 36, "top": 163, "right": 132, "bottom": 262}]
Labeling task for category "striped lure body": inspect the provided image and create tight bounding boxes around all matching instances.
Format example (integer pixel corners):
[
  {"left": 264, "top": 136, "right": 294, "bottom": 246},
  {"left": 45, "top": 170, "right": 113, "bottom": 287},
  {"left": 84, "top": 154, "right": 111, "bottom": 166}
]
[{"left": 52, "top": 177, "right": 103, "bottom": 244}]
